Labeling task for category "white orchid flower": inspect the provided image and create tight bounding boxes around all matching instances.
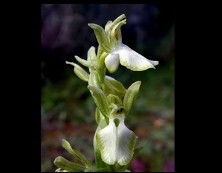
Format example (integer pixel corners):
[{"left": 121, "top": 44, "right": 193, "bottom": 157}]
[
  {"left": 103, "top": 14, "right": 159, "bottom": 73},
  {"left": 105, "top": 44, "right": 159, "bottom": 73},
  {"left": 96, "top": 113, "right": 137, "bottom": 166}
]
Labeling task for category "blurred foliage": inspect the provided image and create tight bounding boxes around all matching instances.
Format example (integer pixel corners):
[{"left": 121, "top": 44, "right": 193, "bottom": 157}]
[{"left": 41, "top": 3, "right": 174, "bottom": 172}]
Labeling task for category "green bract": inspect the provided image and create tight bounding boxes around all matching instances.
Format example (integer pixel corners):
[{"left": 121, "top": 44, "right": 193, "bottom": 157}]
[
  {"left": 65, "top": 62, "right": 89, "bottom": 82},
  {"left": 123, "top": 81, "right": 141, "bottom": 115},
  {"left": 88, "top": 23, "right": 111, "bottom": 52},
  {"left": 88, "top": 85, "right": 111, "bottom": 117},
  {"left": 54, "top": 14, "right": 159, "bottom": 172},
  {"left": 104, "top": 76, "right": 126, "bottom": 98},
  {"left": 54, "top": 156, "right": 85, "bottom": 172}
]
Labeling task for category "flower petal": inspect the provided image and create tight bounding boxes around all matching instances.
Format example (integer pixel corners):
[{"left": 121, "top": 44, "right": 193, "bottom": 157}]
[
  {"left": 96, "top": 117, "right": 137, "bottom": 166},
  {"left": 149, "top": 60, "right": 159, "bottom": 66},
  {"left": 96, "top": 119, "right": 117, "bottom": 165},
  {"left": 115, "top": 44, "right": 158, "bottom": 71},
  {"left": 105, "top": 53, "right": 120, "bottom": 73},
  {"left": 116, "top": 119, "right": 137, "bottom": 165}
]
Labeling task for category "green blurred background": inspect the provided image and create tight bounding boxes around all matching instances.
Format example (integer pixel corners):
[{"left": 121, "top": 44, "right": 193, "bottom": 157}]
[{"left": 41, "top": 4, "right": 174, "bottom": 172}]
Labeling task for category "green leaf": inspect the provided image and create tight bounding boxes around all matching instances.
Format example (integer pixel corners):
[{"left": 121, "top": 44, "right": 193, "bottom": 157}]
[
  {"left": 123, "top": 81, "right": 141, "bottom": 115},
  {"left": 66, "top": 61, "right": 89, "bottom": 82},
  {"left": 54, "top": 156, "right": 84, "bottom": 172},
  {"left": 104, "top": 76, "right": 126, "bottom": 98},
  {"left": 55, "top": 168, "right": 68, "bottom": 172},
  {"left": 62, "top": 139, "right": 91, "bottom": 168},
  {"left": 88, "top": 23, "right": 111, "bottom": 52},
  {"left": 113, "top": 163, "right": 128, "bottom": 172},
  {"left": 88, "top": 85, "right": 110, "bottom": 117},
  {"left": 133, "top": 146, "right": 143, "bottom": 159}
]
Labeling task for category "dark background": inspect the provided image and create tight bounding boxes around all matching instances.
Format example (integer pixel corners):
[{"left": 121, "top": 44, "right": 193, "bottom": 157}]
[{"left": 41, "top": 4, "right": 174, "bottom": 172}]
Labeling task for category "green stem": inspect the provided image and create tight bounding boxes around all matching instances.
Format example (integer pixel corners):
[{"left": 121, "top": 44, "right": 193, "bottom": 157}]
[{"left": 92, "top": 45, "right": 111, "bottom": 171}]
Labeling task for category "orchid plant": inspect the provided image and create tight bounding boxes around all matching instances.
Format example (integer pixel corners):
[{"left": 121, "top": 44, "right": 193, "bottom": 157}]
[{"left": 54, "top": 14, "right": 158, "bottom": 172}]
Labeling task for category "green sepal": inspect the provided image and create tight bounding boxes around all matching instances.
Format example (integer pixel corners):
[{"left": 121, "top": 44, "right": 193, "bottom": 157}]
[
  {"left": 107, "top": 14, "right": 126, "bottom": 42},
  {"left": 105, "top": 20, "right": 113, "bottom": 34},
  {"left": 98, "top": 51, "right": 109, "bottom": 69},
  {"left": 88, "top": 85, "right": 110, "bottom": 117},
  {"left": 110, "top": 19, "right": 126, "bottom": 47},
  {"left": 87, "top": 46, "right": 98, "bottom": 70},
  {"left": 74, "top": 55, "right": 89, "bottom": 68},
  {"left": 123, "top": 81, "right": 141, "bottom": 115},
  {"left": 84, "top": 166, "right": 109, "bottom": 172},
  {"left": 54, "top": 156, "right": 85, "bottom": 172},
  {"left": 66, "top": 61, "right": 89, "bottom": 82},
  {"left": 107, "top": 94, "right": 122, "bottom": 106},
  {"left": 62, "top": 139, "right": 92, "bottom": 168},
  {"left": 88, "top": 71, "right": 100, "bottom": 88},
  {"left": 88, "top": 23, "right": 111, "bottom": 52},
  {"left": 74, "top": 46, "right": 98, "bottom": 70},
  {"left": 97, "top": 45, "right": 108, "bottom": 63},
  {"left": 110, "top": 14, "right": 126, "bottom": 30},
  {"left": 104, "top": 76, "right": 126, "bottom": 98},
  {"left": 87, "top": 46, "right": 97, "bottom": 61}
]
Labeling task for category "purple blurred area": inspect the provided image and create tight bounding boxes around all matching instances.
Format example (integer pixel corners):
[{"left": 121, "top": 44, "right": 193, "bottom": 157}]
[
  {"left": 164, "top": 159, "right": 175, "bottom": 172},
  {"left": 132, "top": 158, "right": 146, "bottom": 172}
]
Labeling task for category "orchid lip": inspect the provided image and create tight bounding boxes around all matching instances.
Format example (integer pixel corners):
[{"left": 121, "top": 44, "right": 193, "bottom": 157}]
[{"left": 96, "top": 114, "right": 136, "bottom": 165}]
